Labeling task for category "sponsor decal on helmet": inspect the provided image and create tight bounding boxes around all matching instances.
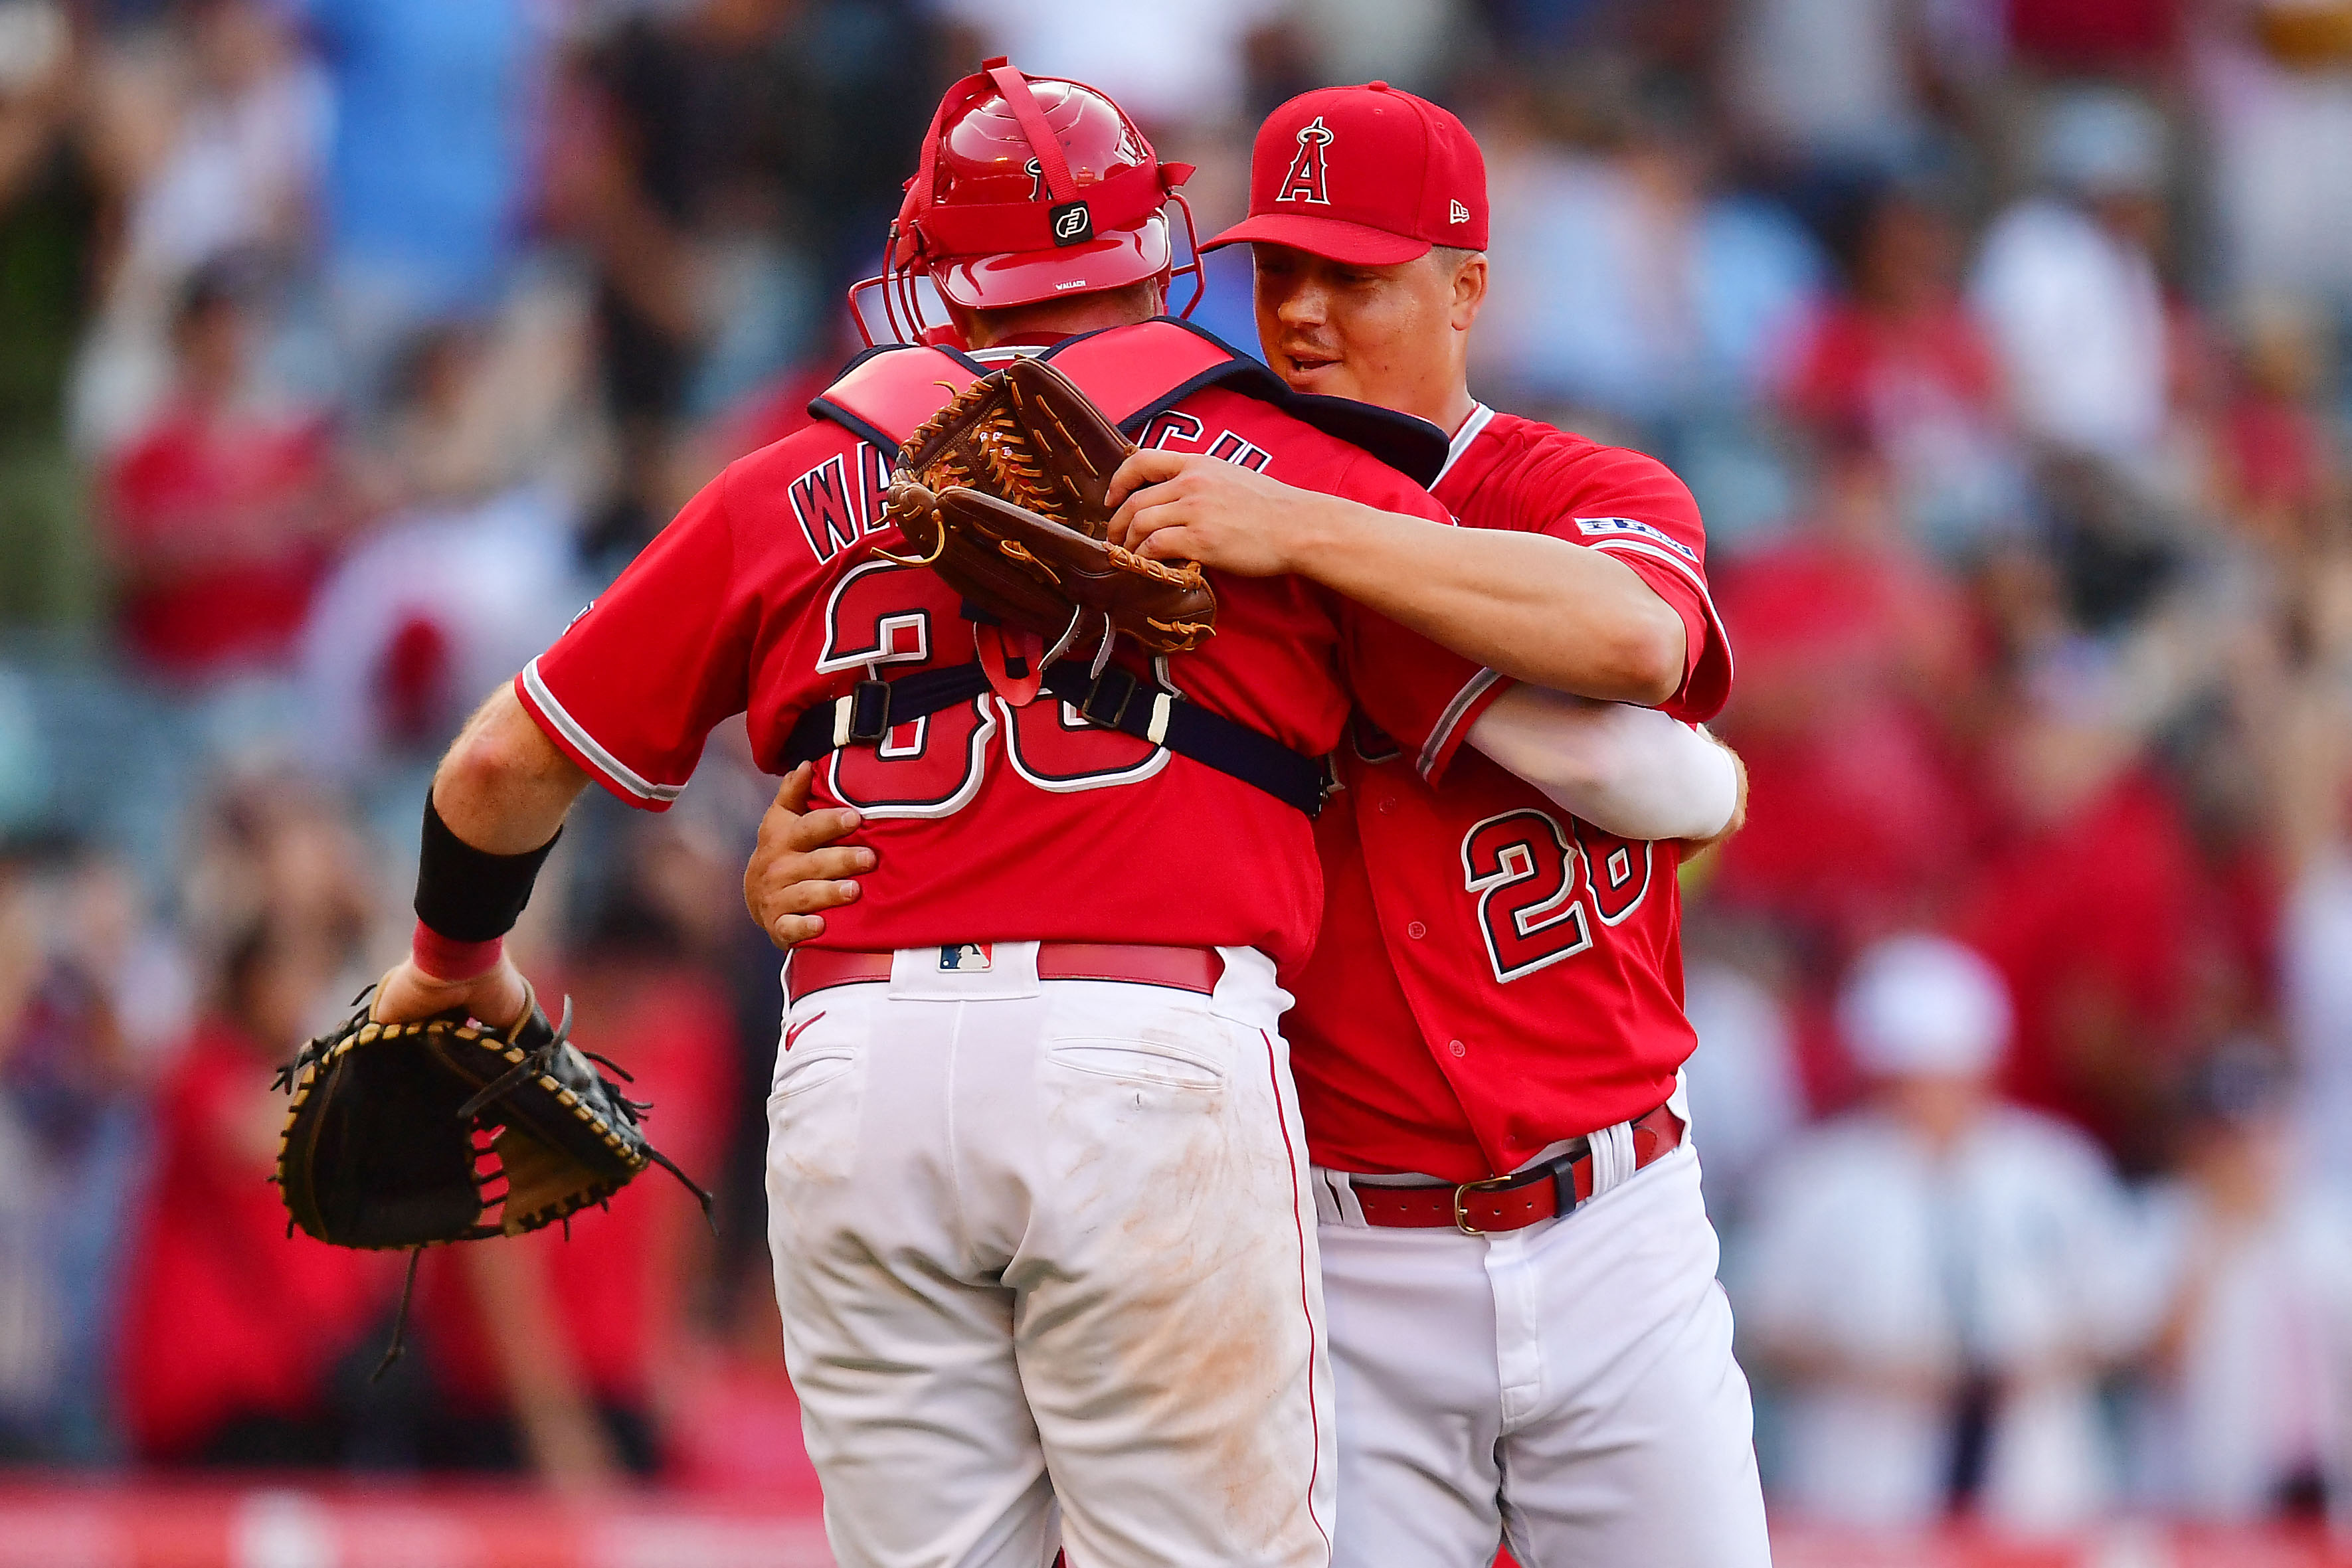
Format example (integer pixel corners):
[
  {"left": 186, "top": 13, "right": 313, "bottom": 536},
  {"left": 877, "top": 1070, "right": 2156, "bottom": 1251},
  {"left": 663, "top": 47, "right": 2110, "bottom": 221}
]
[
  {"left": 1050, "top": 199, "right": 1094, "bottom": 246},
  {"left": 1277, "top": 116, "right": 1334, "bottom": 206}
]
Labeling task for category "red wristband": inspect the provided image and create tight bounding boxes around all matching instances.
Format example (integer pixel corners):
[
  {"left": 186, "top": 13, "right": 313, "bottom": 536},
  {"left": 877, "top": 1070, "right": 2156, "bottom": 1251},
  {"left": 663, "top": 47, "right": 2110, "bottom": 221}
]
[{"left": 412, "top": 921, "right": 503, "bottom": 982}]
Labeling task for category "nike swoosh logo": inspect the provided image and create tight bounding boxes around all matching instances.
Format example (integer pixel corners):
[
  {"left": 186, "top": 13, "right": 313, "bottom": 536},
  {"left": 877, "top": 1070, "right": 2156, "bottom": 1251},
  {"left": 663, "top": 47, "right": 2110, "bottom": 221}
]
[{"left": 784, "top": 1011, "right": 826, "bottom": 1051}]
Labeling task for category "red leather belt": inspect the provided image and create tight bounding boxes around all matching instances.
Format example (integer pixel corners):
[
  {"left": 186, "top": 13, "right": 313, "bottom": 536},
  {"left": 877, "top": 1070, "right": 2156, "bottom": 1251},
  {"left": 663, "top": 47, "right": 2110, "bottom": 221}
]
[
  {"left": 786, "top": 943, "right": 1225, "bottom": 1002},
  {"left": 1347, "top": 1104, "right": 1684, "bottom": 1235}
]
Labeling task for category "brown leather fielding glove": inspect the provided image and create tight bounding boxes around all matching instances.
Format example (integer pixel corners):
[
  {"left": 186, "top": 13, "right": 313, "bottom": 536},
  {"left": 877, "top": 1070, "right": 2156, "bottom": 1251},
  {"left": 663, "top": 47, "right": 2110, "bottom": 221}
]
[{"left": 884, "top": 357, "right": 1216, "bottom": 657}]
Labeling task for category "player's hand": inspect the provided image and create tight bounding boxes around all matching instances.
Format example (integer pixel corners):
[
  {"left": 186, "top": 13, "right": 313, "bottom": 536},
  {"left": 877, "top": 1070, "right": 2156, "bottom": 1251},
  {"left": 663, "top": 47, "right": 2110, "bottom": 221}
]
[
  {"left": 1674, "top": 739, "right": 1749, "bottom": 859},
  {"left": 371, "top": 951, "right": 531, "bottom": 1031},
  {"left": 1104, "top": 450, "right": 1332, "bottom": 576},
  {"left": 745, "top": 762, "right": 873, "bottom": 949}
]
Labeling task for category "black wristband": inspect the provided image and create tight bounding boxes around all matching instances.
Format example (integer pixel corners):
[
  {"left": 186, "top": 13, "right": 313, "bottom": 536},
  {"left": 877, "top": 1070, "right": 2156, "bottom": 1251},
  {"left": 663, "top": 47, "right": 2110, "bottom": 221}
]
[{"left": 414, "top": 790, "right": 561, "bottom": 942}]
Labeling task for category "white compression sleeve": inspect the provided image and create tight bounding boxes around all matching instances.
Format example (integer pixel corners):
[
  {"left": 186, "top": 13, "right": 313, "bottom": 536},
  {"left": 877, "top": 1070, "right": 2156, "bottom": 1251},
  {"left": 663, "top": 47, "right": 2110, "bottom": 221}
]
[{"left": 1465, "top": 683, "right": 1738, "bottom": 842}]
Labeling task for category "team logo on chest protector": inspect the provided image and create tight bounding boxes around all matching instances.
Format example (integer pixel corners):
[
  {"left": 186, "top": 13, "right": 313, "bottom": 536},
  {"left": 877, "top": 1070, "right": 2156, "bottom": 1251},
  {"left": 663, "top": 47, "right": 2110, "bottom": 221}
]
[{"left": 1277, "top": 117, "right": 1334, "bottom": 206}]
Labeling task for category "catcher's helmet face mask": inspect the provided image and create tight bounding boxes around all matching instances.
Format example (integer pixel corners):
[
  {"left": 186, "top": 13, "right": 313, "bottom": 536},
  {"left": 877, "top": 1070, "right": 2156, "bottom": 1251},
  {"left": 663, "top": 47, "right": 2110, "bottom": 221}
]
[{"left": 849, "top": 58, "right": 1206, "bottom": 347}]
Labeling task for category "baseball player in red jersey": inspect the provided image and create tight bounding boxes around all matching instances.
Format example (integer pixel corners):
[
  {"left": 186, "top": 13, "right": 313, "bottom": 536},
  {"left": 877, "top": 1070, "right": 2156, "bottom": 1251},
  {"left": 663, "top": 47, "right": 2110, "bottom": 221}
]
[
  {"left": 373, "top": 62, "right": 1736, "bottom": 1568},
  {"left": 751, "top": 85, "right": 1771, "bottom": 1568}
]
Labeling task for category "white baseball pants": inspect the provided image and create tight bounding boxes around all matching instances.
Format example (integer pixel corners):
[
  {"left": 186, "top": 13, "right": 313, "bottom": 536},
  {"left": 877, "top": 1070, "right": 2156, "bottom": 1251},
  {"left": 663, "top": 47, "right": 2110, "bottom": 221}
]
[
  {"left": 1312, "top": 1138, "right": 1771, "bottom": 1568},
  {"left": 765, "top": 944, "right": 1334, "bottom": 1568}
]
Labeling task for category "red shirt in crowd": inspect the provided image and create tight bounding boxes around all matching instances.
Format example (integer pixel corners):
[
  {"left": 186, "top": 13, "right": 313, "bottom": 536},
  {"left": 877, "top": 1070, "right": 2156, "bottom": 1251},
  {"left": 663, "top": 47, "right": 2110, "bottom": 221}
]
[
  {"left": 118, "top": 1017, "right": 395, "bottom": 1459},
  {"left": 419, "top": 966, "right": 733, "bottom": 1419},
  {"left": 1707, "top": 531, "right": 1981, "bottom": 946},
  {"left": 1783, "top": 298, "right": 2004, "bottom": 446},
  {"left": 1961, "top": 768, "right": 2201, "bottom": 1160},
  {"left": 104, "top": 403, "right": 332, "bottom": 676}
]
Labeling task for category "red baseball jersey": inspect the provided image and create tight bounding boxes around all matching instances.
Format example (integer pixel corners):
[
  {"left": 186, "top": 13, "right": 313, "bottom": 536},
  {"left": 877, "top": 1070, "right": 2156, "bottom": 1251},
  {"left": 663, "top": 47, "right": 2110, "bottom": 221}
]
[
  {"left": 518, "top": 333, "right": 1491, "bottom": 973},
  {"left": 1287, "top": 405, "right": 1734, "bottom": 1181}
]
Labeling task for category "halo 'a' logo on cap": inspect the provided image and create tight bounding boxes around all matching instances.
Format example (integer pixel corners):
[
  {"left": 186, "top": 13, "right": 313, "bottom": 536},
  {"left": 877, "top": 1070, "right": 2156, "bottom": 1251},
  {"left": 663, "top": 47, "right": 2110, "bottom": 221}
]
[
  {"left": 1050, "top": 199, "right": 1093, "bottom": 246},
  {"left": 1450, "top": 199, "right": 1470, "bottom": 224},
  {"left": 1277, "top": 116, "right": 1334, "bottom": 207}
]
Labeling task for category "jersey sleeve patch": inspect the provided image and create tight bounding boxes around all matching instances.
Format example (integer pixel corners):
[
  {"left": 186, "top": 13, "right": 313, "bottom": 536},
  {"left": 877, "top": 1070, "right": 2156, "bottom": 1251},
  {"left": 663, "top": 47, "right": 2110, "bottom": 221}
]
[
  {"left": 516, "top": 659, "right": 685, "bottom": 812},
  {"left": 1574, "top": 516, "right": 1700, "bottom": 563}
]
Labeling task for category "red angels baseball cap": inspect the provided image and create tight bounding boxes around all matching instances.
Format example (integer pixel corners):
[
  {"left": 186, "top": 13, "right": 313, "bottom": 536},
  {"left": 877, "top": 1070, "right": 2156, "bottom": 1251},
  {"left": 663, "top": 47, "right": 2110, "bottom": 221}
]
[{"left": 1205, "top": 82, "right": 1488, "bottom": 264}]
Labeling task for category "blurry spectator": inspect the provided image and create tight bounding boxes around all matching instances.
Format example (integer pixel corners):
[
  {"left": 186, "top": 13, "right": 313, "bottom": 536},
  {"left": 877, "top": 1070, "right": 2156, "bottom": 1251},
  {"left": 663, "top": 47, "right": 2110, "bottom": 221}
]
[
  {"left": 297, "top": 485, "right": 579, "bottom": 773},
  {"left": 70, "top": 0, "right": 326, "bottom": 452},
  {"left": 0, "top": 843, "right": 183, "bottom": 1462},
  {"left": 2005, "top": 0, "right": 2184, "bottom": 72},
  {"left": 2215, "top": 294, "right": 2343, "bottom": 555},
  {"left": 1282, "top": 0, "right": 1469, "bottom": 95},
  {"left": 0, "top": 0, "right": 98, "bottom": 626},
  {"left": 297, "top": 322, "right": 585, "bottom": 775},
  {"left": 0, "top": 852, "right": 63, "bottom": 1460},
  {"left": 296, "top": 0, "right": 553, "bottom": 399},
  {"left": 177, "top": 771, "right": 377, "bottom": 977},
  {"left": 930, "top": 0, "right": 1282, "bottom": 129},
  {"left": 2195, "top": 0, "right": 2352, "bottom": 311},
  {"left": 1740, "top": 934, "right": 2153, "bottom": 1531},
  {"left": 1709, "top": 442, "right": 1982, "bottom": 948},
  {"left": 1959, "top": 711, "right": 2205, "bottom": 1172},
  {"left": 101, "top": 261, "right": 338, "bottom": 681},
  {"left": 1680, "top": 923, "right": 1807, "bottom": 1217},
  {"left": 1968, "top": 86, "right": 2175, "bottom": 468},
  {"left": 412, "top": 891, "right": 734, "bottom": 1484},
  {"left": 1725, "top": 0, "right": 1928, "bottom": 172},
  {"left": 2133, "top": 1043, "right": 2352, "bottom": 1520},
  {"left": 1477, "top": 89, "right": 1825, "bottom": 432},
  {"left": 1781, "top": 179, "right": 2031, "bottom": 554},
  {"left": 2286, "top": 842, "right": 2352, "bottom": 1198},
  {"left": 2274, "top": 553, "right": 2352, "bottom": 1195},
  {"left": 117, "top": 916, "right": 399, "bottom": 1464},
  {"left": 549, "top": 0, "right": 910, "bottom": 554}
]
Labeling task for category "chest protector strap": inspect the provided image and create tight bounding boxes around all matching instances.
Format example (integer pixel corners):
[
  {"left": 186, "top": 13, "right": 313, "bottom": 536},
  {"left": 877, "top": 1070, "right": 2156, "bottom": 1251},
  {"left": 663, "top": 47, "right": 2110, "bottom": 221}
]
[{"left": 794, "top": 322, "right": 1328, "bottom": 816}]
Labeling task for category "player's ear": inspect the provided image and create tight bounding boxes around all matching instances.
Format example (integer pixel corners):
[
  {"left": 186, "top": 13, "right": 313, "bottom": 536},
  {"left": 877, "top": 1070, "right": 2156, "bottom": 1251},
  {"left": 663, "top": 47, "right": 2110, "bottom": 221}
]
[{"left": 1449, "top": 252, "right": 1489, "bottom": 331}]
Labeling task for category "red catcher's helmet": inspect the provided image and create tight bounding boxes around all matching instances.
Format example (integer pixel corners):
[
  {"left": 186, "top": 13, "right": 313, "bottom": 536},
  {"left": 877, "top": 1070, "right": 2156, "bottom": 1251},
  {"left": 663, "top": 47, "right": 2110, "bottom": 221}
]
[{"left": 850, "top": 58, "right": 1205, "bottom": 346}]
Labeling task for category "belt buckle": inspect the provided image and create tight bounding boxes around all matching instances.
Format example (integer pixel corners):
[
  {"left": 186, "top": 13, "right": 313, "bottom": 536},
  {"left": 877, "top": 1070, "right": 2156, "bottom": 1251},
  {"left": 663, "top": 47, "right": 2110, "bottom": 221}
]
[{"left": 1450, "top": 1172, "right": 1523, "bottom": 1236}]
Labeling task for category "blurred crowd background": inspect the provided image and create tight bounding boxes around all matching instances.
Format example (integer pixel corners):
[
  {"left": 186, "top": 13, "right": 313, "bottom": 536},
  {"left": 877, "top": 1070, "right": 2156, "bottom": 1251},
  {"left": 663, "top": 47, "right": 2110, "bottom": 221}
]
[{"left": 2, "top": 0, "right": 2351, "bottom": 1541}]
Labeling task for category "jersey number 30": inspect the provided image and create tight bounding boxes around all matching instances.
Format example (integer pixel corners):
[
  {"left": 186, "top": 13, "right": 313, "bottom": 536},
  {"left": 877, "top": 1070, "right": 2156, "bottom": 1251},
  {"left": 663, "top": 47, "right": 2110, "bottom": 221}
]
[
  {"left": 1459, "top": 808, "right": 1653, "bottom": 983},
  {"left": 820, "top": 561, "right": 1166, "bottom": 818}
]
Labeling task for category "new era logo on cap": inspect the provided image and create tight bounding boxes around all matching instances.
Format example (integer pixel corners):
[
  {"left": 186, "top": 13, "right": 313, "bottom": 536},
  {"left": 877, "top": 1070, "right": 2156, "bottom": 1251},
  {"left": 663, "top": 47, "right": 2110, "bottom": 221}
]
[{"left": 1449, "top": 199, "right": 1469, "bottom": 224}]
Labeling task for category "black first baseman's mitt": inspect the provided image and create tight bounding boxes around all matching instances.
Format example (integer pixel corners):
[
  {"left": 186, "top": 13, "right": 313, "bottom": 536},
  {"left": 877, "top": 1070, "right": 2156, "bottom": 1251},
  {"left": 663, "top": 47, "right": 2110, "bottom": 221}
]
[
  {"left": 883, "top": 356, "right": 1218, "bottom": 657},
  {"left": 273, "top": 988, "right": 708, "bottom": 1370}
]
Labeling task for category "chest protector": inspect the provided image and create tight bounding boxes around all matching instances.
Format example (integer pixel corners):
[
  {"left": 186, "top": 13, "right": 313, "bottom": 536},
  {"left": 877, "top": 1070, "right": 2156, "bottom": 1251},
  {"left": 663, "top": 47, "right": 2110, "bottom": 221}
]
[{"left": 783, "top": 319, "right": 1445, "bottom": 816}]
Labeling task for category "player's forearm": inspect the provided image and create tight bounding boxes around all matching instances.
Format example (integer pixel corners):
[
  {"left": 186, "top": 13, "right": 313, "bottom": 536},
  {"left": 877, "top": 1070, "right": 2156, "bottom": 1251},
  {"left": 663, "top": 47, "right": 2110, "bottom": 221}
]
[
  {"left": 1467, "top": 686, "right": 1738, "bottom": 841},
  {"left": 1284, "top": 497, "right": 1686, "bottom": 703},
  {"left": 432, "top": 684, "right": 592, "bottom": 853}
]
